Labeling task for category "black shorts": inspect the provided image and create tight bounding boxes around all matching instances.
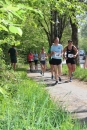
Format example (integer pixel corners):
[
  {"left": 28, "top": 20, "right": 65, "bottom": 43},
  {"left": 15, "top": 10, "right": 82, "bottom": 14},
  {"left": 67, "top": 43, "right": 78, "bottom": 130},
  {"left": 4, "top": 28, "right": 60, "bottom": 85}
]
[
  {"left": 40, "top": 61, "right": 46, "bottom": 65},
  {"left": 34, "top": 60, "right": 38, "bottom": 65},
  {"left": 51, "top": 58, "right": 62, "bottom": 65},
  {"left": 28, "top": 61, "right": 33, "bottom": 64},
  {"left": 66, "top": 58, "right": 76, "bottom": 64},
  {"left": 49, "top": 59, "right": 53, "bottom": 65},
  {"left": 11, "top": 58, "right": 17, "bottom": 63}
]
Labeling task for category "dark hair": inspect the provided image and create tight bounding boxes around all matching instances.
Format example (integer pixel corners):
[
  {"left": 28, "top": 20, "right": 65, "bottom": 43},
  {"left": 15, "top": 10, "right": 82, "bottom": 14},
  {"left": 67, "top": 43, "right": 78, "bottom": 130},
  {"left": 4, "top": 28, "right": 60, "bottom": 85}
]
[{"left": 68, "top": 40, "right": 72, "bottom": 42}]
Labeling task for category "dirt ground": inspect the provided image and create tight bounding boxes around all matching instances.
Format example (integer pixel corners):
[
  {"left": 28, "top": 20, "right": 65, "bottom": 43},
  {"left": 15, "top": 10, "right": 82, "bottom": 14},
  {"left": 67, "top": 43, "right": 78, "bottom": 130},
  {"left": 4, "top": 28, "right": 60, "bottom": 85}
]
[{"left": 27, "top": 69, "right": 87, "bottom": 124}]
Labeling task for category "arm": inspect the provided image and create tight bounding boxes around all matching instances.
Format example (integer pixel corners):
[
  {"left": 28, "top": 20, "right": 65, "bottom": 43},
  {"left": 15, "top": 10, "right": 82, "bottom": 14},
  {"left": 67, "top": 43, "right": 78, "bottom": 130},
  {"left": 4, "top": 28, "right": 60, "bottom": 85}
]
[
  {"left": 73, "top": 46, "right": 78, "bottom": 58},
  {"left": 8, "top": 49, "right": 10, "bottom": 56},
  {"left": 38, "top": 53, "right": 41, "bottom": 60},
  {"left": 63, "top": 47, "right": 67, "bottom": 59},
  {"left": 16, "top": 51, "right": 18, "bottom": 56},
  {"left": 45, "top": 52, "right": 48, "bottom": 59},
  {"left": 84, "top": 55, "right": 87, "bottom": 69}
]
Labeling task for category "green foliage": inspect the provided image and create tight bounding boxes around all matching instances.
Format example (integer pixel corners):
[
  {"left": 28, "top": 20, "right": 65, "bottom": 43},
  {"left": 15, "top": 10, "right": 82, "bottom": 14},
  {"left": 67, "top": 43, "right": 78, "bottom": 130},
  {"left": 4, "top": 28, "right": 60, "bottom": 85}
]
[
  {"left": 74, "top": 66, "right": 87, "bottom": 81},
  {"left": 63, "top": 64, "right": 87, "bottom": 82}
]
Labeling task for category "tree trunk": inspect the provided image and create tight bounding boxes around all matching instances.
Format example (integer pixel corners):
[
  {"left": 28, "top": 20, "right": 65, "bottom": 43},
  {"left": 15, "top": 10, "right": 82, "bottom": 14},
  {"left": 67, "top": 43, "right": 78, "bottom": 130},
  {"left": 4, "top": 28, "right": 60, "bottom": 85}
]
[
  {"left": 70, "top": 18, "right": 79, "bottom": 65},
  {"left": 50, "top": 10, "right": 66, "bottom": 46}
]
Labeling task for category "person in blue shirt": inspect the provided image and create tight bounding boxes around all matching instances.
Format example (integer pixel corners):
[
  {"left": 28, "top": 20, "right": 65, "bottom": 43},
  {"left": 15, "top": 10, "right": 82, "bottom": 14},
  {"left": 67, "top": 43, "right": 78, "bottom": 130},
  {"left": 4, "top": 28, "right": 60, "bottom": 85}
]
[
  {"left": 51, "top": 37, "right": 63, "bottom": 84},
  {"left": 33, "top": 51, "right": 38, "bottom": 70}
]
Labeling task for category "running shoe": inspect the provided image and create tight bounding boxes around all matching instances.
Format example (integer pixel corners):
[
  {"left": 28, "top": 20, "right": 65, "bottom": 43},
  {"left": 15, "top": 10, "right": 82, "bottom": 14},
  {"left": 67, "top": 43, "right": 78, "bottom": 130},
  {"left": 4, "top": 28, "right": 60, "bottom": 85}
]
[
  {"left": 59, "top": 77, "right": 61, "bottom": 81},
  {"left": 40, "top": 71, "right": 42, "bottom": 75},
  {"left": 70, "top": 77, "right": 72, "bottom": 82},
  {"left": 42, "top": 73, "right": 44, "bottom": 76},
  {"left": 55, "top": 81, "right": 58, "bottom": 84}
]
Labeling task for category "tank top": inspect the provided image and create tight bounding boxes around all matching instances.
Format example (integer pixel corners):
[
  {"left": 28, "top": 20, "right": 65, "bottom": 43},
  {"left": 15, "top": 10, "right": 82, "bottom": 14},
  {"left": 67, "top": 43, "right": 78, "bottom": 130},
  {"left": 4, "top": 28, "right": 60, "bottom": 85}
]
[
  {"left": 67, "top": 46, "right": 75, "bottom": 58},
  {"left": 40, "top": 53, "right": 46, "bottom": 61}
]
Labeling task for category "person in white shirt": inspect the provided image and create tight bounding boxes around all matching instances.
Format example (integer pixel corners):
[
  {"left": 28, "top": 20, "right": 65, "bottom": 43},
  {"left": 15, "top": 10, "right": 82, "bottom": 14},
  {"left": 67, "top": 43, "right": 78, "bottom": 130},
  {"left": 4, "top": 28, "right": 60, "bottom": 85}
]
[{"left": 39, "top": 47, "right": 47, "bottom": 76}]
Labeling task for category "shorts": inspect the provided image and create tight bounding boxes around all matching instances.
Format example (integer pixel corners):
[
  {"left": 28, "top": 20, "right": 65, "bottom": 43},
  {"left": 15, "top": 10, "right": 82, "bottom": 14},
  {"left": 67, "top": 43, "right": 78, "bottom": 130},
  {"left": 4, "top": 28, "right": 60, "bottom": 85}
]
[
  {"left": 11, "top": 58, "right": 17, "bottom": 63},
  {"left": 51, "top": 58, "right": 62, "bottom": 65},
  {"left": 28, "top": 61, "right": 33, "bottom": 64},
  {"left": 40, "top": 60, "right": 46, "bottom": 65},
  {"left": 49, "top": 59, "right": 53, "bottom": 65},
  {"left": 34, "top": 60, "right": 38, "bottom": 65},
  {"left": 66, "top": 58, "right": 76, "bottom": 64}
]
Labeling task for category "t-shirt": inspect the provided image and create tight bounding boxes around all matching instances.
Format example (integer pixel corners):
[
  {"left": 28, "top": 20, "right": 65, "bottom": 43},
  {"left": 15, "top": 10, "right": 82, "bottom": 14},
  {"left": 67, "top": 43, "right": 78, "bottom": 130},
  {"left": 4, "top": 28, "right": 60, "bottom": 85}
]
[
  {"left": 28, "top": 53, "right": 34, "bottom": 61},
  {"left": 51, "top": 44, "right": 63, "bottom": 59},
  {"left": 34, "top": 53, "right": 38, "bottom": 60},
  {"left": 8, "top": 47, "right": 17, "bottom": 59}
]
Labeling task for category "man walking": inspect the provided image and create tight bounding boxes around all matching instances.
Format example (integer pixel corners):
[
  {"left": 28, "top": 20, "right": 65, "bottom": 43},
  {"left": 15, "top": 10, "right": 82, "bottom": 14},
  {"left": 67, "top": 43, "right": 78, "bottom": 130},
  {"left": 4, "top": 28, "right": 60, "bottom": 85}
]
[{"left": 8, "top": 45, "right": 18, "bottom": 71}]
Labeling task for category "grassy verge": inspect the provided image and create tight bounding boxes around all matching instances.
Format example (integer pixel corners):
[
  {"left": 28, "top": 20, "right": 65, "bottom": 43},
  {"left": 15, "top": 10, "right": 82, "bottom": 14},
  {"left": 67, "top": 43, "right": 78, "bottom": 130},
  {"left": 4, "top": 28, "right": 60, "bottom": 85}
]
[
  {"left": 0, "top": 65, "right": 87, "bottom": 130},
  {"left": 62, "top": 64, "right": 87, "bottom": 82}
]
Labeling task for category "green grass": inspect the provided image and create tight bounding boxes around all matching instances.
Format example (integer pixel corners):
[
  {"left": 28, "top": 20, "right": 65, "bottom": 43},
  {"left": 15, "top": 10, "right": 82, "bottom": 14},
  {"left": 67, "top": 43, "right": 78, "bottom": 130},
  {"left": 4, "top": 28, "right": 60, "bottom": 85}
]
[
  {"left": 62, "top": 64, "right": 87, "bottom": 82},
  {"left": 0, "top": 65, "right": 87, "bottom": 130}
]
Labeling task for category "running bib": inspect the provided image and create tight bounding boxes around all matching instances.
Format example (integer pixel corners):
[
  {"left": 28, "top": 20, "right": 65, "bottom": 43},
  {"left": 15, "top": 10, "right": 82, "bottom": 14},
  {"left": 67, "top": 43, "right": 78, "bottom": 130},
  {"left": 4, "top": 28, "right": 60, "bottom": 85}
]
[
  {"left": 55, "top": 53, "right": 60, "bottom": 57},
  {"left": 41, "top": 57, "right": 45, "bottom": 61},
  {"left": 68, "top": 54, "right": 74, "bottom": 58}
]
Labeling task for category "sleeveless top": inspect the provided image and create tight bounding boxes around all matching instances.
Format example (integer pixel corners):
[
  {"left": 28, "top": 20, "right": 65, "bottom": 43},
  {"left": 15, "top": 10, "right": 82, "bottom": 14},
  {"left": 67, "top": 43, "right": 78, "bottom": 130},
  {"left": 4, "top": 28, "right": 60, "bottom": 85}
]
[
  {"left": 40, "top": 53, "right": 46, "bottom": 61},
  {"left": 66, "top": 46, "right": 75, "bottom": 59}
]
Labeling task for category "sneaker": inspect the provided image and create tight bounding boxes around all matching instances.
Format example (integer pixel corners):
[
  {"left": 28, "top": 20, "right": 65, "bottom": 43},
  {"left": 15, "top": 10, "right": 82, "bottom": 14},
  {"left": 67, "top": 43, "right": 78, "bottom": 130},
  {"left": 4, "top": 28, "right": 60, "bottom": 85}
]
[
  {"left": 59, "top": 77, "right": 61, "bottom": 81},
  {"left": 42, "top": 73, "right": 44, "bottom": 76},
  {"left": 70, "top": 77, "right": 72, "bottom": 82},
  {"left": 55, "top": 81, "right": 58, "bottom": 84},
  {"left": 51, "top": 75, "right": 53, "bottom": 79},
  {"left": 40, "top": 71, "right": 42, "bottom": 75}
]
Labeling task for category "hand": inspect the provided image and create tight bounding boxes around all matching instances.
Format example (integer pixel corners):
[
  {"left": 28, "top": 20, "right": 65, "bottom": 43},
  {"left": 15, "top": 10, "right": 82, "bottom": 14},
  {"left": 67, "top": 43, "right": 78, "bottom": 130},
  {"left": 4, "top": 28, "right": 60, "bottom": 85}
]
[
  {"left": 52, "top": 52, "right": 56, "bottom": 55},
  {"left": 73, "top": 55, "right": 77, "bottom": 58}
]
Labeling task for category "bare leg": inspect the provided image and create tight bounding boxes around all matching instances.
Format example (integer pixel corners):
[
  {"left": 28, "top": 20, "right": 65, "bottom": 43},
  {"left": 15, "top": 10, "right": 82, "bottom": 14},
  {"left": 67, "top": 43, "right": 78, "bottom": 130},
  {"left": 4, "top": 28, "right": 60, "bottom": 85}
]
[
  {"left": 67, "top": 63, "right": 73, "bottom": 81},
  {"left": 58, "top": 64, "right": 62, "bottom": 77},
  {"left": 13, "top": 63, "right": 16, "bottom": 71},
  {"left": 53, "top": 65, "right": 58, "bottom": 81}
]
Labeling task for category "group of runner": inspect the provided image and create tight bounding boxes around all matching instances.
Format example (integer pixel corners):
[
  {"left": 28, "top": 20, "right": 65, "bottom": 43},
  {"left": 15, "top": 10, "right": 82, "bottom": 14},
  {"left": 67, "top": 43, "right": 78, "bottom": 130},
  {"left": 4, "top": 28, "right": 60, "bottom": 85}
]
[
  {"left": 27, "top": 47, "right": 47, "bottom": 74},
  {"left": 8, "top": 37, "right": 87, "bottom": 84},
  {"left": 27, "top": 37, "right": 78, "bottom": 83}
]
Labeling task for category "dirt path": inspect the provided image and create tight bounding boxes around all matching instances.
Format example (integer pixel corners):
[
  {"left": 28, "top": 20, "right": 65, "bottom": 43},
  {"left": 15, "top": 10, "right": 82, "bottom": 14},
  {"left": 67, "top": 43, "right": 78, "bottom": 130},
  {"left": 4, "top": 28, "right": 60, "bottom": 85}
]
[{"left": 27, "top": 69, "right": 87, "bottom": 124}]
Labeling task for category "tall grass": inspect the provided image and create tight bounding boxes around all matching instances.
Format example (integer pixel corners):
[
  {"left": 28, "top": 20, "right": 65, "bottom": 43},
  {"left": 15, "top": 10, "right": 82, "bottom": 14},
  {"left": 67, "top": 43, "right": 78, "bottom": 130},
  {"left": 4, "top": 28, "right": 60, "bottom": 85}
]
[
  {"left": 62, "top": 64, "right": 87, "bottom": 81},
  {"left": 0, "top": 67, "right": 86, "bottom": 130}
]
